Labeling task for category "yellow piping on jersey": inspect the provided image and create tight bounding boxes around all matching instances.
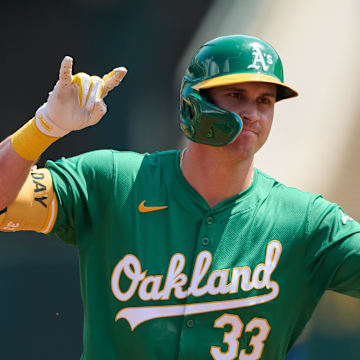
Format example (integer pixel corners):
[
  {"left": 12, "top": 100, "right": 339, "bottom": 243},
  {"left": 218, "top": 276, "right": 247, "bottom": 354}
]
[{"left": 39, "top": 196, "right": 58, "bottom": 234}]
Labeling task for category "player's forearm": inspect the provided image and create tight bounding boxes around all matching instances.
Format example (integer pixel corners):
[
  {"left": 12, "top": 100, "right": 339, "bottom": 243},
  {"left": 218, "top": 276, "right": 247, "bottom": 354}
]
[{"left": 0, "top": 136, "right": 34, "bottom": 209}]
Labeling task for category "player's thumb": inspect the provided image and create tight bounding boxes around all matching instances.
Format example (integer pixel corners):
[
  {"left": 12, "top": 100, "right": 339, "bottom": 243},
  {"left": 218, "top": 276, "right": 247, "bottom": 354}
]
[{"left": 101, "top": 67, "right": 127, "bottom": 98}]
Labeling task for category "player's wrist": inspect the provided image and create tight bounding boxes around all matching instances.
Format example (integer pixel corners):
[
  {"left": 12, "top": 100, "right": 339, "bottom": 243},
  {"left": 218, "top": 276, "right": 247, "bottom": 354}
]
[
  {"left": 11, "top": 117, "right": 60, "bottom": 161},
  {"left": 35, "top": 103, "right": 71, "bottom": 138}
]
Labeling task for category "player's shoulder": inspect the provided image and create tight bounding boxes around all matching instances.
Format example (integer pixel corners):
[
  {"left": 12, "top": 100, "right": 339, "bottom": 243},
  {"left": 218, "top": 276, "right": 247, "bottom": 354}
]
[
  {"left": 255, "top": 168, "right": 321, "bottom": 205},
  {"left": 111, "top": 149, "right": 178, "bottom": 171},
  {"left": 112, "top": 148, "right": 177, "bottom": 164},
  {"left": 46, "top": 149, "right": 118, "bottom": 176},
  {"left": 46, "top": 149, "right": 112, "bottom": 169},
  {"left": 109, "top": 149, "right": 179, "bottom": 185},
  {"left": 45, "top": 149, "right": 119, "bottom": 190},
  {"left": 256, "top": 169, "right": 353, "bottom": 227}
]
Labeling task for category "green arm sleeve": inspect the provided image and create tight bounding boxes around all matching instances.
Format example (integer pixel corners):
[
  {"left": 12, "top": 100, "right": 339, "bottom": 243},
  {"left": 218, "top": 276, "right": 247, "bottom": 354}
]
[
  {"left": 45, "top": 150, "right": 115, "bottom": 248},
  {"left": 306, "top": 196, "right": 360, "bottom": 300}
]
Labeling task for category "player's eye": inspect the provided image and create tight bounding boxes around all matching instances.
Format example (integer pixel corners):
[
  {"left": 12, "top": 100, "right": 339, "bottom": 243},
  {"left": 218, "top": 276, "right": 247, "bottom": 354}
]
[
  {"left": 257, "top": 97, "right": 272, "bottom": 105},
  {"left": 228, "top": 92, "right": 244, "bottom": 99}
]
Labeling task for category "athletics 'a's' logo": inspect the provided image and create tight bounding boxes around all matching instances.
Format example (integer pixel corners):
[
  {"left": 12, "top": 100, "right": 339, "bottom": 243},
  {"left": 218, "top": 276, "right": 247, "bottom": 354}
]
[{"left": 247, "top": 43, "right": 273, "bottom": 72}]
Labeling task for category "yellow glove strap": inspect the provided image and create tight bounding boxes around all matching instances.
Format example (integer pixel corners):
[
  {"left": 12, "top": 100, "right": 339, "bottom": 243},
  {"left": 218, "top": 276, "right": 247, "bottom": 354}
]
[{"left": 11, "top": 118, "right": 59, "bottom": 161}]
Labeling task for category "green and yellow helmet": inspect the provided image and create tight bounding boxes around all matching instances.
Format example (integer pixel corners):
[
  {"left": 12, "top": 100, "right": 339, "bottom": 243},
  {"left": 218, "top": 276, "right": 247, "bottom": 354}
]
[{"left": 180, "top": 34, "right": 298, "bottom": 146}]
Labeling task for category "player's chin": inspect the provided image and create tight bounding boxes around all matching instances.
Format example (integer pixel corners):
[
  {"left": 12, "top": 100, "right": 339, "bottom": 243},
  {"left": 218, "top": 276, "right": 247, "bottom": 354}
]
[
  {"left": 229, "top": 133, "right": 267, "bottom": 158},
  {"left": 226, "top": 141, "right": 256, "bottom": 160},
  {"left": 231, "top": 131, "right": 258, "bottom": 149}
]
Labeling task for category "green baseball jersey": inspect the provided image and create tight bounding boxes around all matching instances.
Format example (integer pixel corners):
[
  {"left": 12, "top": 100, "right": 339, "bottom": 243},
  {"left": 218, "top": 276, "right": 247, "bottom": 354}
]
[{"left": 46, "top": 149, "right": 360, "bottom": 360}]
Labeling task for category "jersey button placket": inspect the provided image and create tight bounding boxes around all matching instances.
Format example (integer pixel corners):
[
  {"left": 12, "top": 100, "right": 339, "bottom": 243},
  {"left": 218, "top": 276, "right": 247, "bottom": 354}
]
[
  {"left": 206, "top": 216, "right": 215, "bottom": 225},
  {"left": 201, "top": 237, "right": 210, "bottom": 246},
  {"left": 177, "top": 214, "right": 215, "bottom": 359}
]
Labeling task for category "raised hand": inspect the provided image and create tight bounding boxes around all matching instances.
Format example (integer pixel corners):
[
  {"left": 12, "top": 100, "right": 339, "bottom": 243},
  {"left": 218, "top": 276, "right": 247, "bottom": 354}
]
[{"left": 35, "top": 56, "right": 127, "bottom": 137}]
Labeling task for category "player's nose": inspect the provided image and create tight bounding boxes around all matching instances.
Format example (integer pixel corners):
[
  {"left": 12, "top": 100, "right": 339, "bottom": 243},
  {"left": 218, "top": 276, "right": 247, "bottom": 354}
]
[{"left": 237, "top": 101, "right": 260, "bottom": 123}]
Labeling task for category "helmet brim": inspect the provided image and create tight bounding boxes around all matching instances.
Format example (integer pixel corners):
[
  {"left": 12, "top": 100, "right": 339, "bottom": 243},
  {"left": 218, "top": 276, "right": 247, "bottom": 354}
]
[{"left": 191, "top": 73, "right": 298, "bottom": 102}]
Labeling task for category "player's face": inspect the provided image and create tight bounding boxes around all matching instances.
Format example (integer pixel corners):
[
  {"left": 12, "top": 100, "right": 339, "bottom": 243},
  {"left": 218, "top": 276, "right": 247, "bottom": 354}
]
[{"left": 206, "top": 82, "right": 276, "bottom": 160}]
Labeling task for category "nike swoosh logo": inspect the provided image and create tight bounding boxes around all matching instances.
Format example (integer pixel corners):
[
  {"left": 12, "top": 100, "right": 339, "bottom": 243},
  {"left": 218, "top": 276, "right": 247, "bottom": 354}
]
[{"left": 138, "top": 200, "right": 168, "bottom": 213}]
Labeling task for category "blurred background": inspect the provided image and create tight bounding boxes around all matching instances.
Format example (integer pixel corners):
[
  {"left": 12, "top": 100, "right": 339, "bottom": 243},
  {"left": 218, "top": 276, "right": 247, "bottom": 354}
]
[{"left": 1, "top": 0, "right": 360, "bottom": 358}]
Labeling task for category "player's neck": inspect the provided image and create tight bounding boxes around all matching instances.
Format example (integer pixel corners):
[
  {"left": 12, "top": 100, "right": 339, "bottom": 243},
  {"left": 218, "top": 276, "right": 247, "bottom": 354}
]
[{"left": 180, "top": 144, "right": 254, "bottom": 208}]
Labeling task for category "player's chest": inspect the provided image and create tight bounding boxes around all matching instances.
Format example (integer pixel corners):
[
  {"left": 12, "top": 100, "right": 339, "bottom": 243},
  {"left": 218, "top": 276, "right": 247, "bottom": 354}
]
[
  {"left": 101, "top": 200, "right": 309, "bottom": 359},
  {"left": 109, "top": 201, "right": 308, "bottom": 309}
]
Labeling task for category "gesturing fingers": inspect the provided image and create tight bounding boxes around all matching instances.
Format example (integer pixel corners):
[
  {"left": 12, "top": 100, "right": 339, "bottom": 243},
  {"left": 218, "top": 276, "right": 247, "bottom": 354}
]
[
  {"left": 101, "top": 67, "right": 127, "bottom": 98},
  {"left": 72, "top": 73, "right": 91, "bottom": 107},
  {"left": 85, "top": 76, "right": 104, "bottom": 112},
  {"left": 58, "top": 56, "right": 73, "bottom": 87}
]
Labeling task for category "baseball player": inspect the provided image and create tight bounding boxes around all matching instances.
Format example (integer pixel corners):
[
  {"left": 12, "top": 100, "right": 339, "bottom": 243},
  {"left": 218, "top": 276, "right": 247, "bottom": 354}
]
[{"left": 1, "top": 35, "right": 360, "bottom": 360}]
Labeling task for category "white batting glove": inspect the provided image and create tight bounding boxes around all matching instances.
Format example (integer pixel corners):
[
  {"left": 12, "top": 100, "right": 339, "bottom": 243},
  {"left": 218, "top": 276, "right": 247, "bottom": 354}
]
[{"left": 35, "top": 56, "right": 127, "bottom": 137}]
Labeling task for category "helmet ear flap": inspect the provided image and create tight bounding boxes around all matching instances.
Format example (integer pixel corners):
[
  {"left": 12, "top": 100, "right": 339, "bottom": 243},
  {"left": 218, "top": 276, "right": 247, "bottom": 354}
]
[
  {"left": 181, "top": 97, "right": 196, "bottom": 137},
  {"left": 181, "top": 98, "right": 192, "bottom": 120},
  {"left": 180, "top": 91, "right": 243, "bottom": 146}
]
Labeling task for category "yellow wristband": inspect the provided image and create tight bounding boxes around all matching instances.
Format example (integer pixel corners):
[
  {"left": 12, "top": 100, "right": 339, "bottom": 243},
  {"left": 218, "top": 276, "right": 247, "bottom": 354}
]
[{"left": 11, "top": 118, "right": 59, "bottom": 161}]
